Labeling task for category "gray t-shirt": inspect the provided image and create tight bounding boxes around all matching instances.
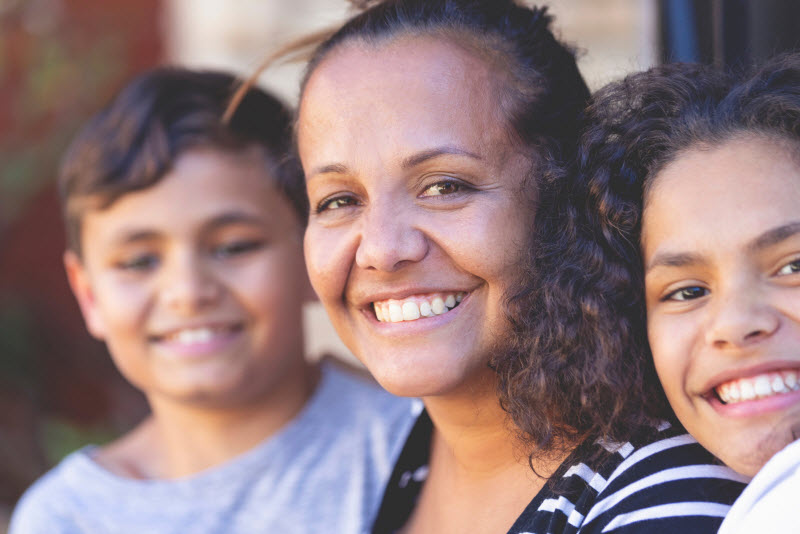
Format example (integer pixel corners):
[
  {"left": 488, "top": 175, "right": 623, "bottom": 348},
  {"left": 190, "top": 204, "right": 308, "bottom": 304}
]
[{"left": 10, "top": 363, "right": 419, "bottom": 534}]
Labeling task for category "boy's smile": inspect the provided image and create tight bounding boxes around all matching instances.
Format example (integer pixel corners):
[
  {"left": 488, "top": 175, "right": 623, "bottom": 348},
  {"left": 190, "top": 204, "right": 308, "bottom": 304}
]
[
  {"left": 66, "top": 147, "right": 312, "bottom": 409},
  {"left": 643, "top": 136, "right": 800, "bottom": 477}
]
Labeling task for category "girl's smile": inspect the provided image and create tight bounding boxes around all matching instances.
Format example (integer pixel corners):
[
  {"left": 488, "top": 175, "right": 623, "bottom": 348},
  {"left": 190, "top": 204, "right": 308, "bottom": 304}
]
[{"left": 643, "top": 135, "right": 800, "bottom": 476}]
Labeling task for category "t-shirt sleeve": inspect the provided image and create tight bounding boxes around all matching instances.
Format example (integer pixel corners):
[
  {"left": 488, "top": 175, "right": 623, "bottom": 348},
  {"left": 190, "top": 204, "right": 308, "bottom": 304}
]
[
  {"left": 577, "top": 434, "right": 748, "bottom": 533},
  {"left": 9, "top": 474, "right": 78, "bottom": 534}
]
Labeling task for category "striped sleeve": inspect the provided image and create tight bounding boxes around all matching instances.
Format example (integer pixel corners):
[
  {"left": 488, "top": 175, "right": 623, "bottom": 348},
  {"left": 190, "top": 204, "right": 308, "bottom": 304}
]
[{"left": 578, "top": 430, "right": 749, "bottom": 533}]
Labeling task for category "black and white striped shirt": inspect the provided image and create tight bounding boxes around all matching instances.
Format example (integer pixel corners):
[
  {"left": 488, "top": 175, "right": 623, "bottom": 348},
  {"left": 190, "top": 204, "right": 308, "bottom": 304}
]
[{"left": 371, "top": 410, "right": 748, "bottom": 533}]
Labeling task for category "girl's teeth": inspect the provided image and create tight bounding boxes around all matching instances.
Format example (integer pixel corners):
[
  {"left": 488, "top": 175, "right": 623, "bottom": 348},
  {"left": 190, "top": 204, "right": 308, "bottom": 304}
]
[
  {"left": 375, "top": 306, "right": 384, "bottom": 322},
  {"left": 445, "top": 295, "right": 456, "bottom": 308},
  {"left": 754, "top": 376, "right": 772, "bottom": 397},
  {"left": 772, "top": 375, "right": 788, "bottom": 394},
  {"left": 716, "top": 370, "right": 800, "bottom": 404},
  {"left": 431, "top": 297, "right": 446, "bottom": 315}
]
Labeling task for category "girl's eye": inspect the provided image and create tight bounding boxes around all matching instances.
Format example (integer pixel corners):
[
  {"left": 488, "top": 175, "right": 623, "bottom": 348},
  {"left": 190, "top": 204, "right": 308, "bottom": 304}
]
[
  {"left": 316, "top": 195, "right": 358, "bottom": 213},
  {"left": 213, "top": 240, "right": 264, "bottom": 259},
  {"left": 663, "top": 286, "right": 709, "bottom": 302},
  {"left": 116, "top": 254, "right": 159, "bottom": 271},
  {"left": 777, "top": 259, "right": 800, "bottom": 276},
  {"left": 420, "top": 180, "right": 464, "bottom": 197}
]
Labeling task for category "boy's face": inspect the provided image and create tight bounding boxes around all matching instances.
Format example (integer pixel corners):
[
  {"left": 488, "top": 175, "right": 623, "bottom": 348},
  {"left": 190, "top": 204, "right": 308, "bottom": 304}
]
[
  {"left": 66, "top": 147, "right": 312, "bottom": 409},
  {"left": 643, "top": 136, "right": 800, "bottom": 477}
]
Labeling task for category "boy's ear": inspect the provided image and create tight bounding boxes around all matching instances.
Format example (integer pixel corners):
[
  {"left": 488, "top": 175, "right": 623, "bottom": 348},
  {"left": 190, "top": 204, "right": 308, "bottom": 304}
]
[{"left": 64, "top": 250, "right": 107, "bottom": 340}]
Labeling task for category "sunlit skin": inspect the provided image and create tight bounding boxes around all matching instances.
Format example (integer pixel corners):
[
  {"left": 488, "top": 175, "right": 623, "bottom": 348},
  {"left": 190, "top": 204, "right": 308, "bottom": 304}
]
[
  {"left": 65, "top": 147, "right": 316, "bottom": 477},
  {"left": 299, "top": 36, "right": 531, "bottom": 399},
  {"left": 643, "top": 136, "right": 800, "bottom": 477},
  {"left": 297, "top": 36, "right": 551, "bottom": 534}
]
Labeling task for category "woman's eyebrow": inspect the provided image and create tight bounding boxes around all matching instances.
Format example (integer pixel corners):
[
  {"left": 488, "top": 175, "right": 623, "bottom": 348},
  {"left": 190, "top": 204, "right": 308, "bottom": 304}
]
[
  {"left": 401, "top": 146, "right": 481, "bottom": 169},
  {"left": 748, "top": 221, "right": 800, "bottom": 252}
]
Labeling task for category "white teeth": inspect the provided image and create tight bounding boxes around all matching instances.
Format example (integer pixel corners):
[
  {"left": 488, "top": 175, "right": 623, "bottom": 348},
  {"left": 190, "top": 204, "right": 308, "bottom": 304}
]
[
  {"left": 716, "top": 370, "right": 800, "bottom": 404},
  {"left": 373, "top": 292, "right": 466, "bottom": 323},
  {"left": 420, "top": 301, "right": 433, "bottom": 317},
  {"left": 787, "top": 372, "right": 798, "bottom": 389},
  {"left": 174, "top": 328, "right": 214, "bottom": 344},
  {"left": 754, "top": 376, "right": 772, "bottom": 397},
  {"left": 389, "top": 303, "right": 403, "bottom": 323},
  {"left": 740, "top": 381, "right": 756, "bottom": 401},
  {"left": 402, "top": 301, "right": 421, "bottom": 321},
  {"left": 772, "top": 375, "right": 788, "bottom": 394},
  {"left": 431, "top": 297, "right": 446, "bottom": 315}
]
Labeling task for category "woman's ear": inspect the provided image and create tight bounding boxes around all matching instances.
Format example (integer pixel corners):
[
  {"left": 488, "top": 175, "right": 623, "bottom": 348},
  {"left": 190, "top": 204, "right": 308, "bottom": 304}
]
[{"left": 64, "top": 250, "right": 107, "bottom": 340}]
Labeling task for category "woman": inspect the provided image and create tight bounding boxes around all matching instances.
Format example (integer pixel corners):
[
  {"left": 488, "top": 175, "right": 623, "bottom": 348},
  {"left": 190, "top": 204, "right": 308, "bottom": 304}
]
[
  {"left": 537, "top": 55, "right": 800, "bottom": 533},
  {"left": 291, "top": 1, "right": 746, "bottom": 531}
]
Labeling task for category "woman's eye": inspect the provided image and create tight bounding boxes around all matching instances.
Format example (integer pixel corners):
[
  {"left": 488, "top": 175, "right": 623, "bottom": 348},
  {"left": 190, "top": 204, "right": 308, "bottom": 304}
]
[
  {"left": 116, "top": 254, "right": 159, "bottom": 271},
  {"left": 420, "top": 180, "right": 463, "bottom": 197},
  {"left": 776, "top": 259, "right": 800, "bottom": 276},
  {"left": 213, "top": 240, "right": 263, "bottom": 259},
  {"left": 663, "top": 286, "right": 708, "bottom": 302},
  {"left": 316, "top": 195, "right": 358, "bottom": 213}
]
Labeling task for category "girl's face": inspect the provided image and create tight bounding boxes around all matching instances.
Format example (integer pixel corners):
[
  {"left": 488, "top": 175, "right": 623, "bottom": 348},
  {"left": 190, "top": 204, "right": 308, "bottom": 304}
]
[
  {"left": 297, "top": 36, "right": 532, "bottom": 398},
  {"left": 643, "top": 136, "right": 800, "bottom": 477}
]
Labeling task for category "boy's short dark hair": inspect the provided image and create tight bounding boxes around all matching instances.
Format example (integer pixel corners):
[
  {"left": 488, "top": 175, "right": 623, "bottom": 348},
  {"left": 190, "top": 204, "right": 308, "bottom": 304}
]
[{"left": 59, "top": 67, "right": 307, "bottom": 254}]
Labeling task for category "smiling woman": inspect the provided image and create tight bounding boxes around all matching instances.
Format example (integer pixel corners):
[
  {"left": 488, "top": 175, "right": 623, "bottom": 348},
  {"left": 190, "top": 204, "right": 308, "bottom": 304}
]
[{"left": 280, "top": 0, "right": 748, "bottom": 532}]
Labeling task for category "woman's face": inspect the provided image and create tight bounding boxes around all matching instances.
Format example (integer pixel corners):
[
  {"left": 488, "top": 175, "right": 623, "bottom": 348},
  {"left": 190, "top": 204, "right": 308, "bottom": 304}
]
[
  {"left": 643, "top": 136, "right": 800, "bottom": 477},
  {"left": 297, "top": 36, "right": 532, "bottom": 397}
]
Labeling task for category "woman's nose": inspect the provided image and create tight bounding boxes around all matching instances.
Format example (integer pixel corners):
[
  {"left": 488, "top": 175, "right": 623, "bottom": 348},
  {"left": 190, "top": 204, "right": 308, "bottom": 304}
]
[
  {"left": 161, "top": 250, "right": 222, "bottom": 314},
  {"left": 355, "top": 200, "right": 429, "bottom": 272},
  {"left": 704, "top": 285, "right": 780, "bottom": 349}
]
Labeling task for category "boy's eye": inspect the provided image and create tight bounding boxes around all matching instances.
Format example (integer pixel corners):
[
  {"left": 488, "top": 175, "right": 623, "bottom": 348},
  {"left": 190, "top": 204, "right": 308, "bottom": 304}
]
[
  {"left": 116, "top": 254, "right": 159, "bottom": 271},
  {"left": 776, "top": 259, "right": 800, "bottom": 276},
  {"left": 663, "top": 286, "right": 709, "bottom": 302},
  {"left": 316, "top": 195, "right": 358, "bottom": 213},
  {"left": 212, "top": 240, "right": 264, "bottom": 259},
  {"left": 420, "top": 179, "right": 464, "bottom": 197}
]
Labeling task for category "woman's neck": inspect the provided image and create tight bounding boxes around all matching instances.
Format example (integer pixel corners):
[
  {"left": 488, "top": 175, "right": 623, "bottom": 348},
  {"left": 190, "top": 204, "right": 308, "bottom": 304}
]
[{"left": 403, "top": 368, "right": 569, "bottom": 534}]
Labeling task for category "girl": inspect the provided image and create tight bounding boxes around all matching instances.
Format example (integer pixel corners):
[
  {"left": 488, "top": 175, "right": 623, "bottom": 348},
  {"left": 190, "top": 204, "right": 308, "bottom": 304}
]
[{"left": 541, "top": 54, "right": 800, "bottom": 532}]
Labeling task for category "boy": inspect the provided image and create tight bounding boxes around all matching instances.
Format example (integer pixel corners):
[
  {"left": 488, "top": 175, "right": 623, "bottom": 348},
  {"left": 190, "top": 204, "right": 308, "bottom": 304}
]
[{"left": 10, "top": 67, "right": 416, "bottom": 534}]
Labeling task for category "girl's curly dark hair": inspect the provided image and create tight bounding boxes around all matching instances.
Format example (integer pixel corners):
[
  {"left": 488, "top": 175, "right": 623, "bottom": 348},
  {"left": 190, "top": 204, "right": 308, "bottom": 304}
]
[{"left": 495, "top": 53, "right": 800, "bottom": 469}]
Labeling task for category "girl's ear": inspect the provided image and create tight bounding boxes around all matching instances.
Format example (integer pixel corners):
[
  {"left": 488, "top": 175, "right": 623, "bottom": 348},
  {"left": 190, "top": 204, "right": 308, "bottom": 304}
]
[{"left": 64, "top": 250, "right": 107, "bottom": 340}]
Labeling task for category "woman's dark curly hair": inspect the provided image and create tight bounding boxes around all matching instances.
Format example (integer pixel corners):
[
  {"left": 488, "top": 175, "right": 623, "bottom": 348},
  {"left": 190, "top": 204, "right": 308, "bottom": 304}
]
[{"left": 496, "top": 53, "right": 800, "bottom": 469}]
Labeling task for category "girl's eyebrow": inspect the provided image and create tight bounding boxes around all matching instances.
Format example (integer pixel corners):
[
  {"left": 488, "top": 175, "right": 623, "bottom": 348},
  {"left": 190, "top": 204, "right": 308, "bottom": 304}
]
[
  {"left": 645, "top": 251, "right": 704, "bottom": 274},
  {"left": 646, "top": 221, "right": 800, "bottom": 274},
  {"left": 748, "top": 221, "right": 800, "bottom": 252}
]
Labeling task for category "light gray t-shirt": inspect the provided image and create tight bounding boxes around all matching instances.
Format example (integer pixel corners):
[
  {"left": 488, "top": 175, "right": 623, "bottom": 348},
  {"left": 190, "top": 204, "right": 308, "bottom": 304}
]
[{"left": 10, "top": 363, "right": 419, "bottom": 534}]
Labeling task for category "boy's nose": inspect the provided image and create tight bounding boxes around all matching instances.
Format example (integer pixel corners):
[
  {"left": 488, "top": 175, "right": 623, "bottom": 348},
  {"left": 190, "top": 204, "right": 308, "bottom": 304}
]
[
  {"left": 161, "top": 252, "right": 221, "bottom": 314},
  {"left": 354, "top": 201, "right": 428, "bottom": 272},
  {"left": 704, "top": 286, "right": 779, "bottom": 349}
]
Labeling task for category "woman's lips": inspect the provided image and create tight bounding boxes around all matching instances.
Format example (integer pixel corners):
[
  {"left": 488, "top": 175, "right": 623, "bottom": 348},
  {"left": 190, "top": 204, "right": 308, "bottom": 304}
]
[{"left": 372, "top": 292, "right": 465, "bottom": 323}]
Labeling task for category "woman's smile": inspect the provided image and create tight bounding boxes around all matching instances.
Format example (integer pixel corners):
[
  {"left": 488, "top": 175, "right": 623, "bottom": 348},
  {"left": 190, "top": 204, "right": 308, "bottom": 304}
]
[{"left": 299, "top": 36, "right": 532, "bottom": 397}]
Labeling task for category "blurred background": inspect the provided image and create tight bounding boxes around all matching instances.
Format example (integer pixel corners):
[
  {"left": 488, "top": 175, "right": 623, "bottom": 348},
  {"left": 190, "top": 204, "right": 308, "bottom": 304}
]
[{"left": 1, "top": 0, "right": 798, "bottom": 531}]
